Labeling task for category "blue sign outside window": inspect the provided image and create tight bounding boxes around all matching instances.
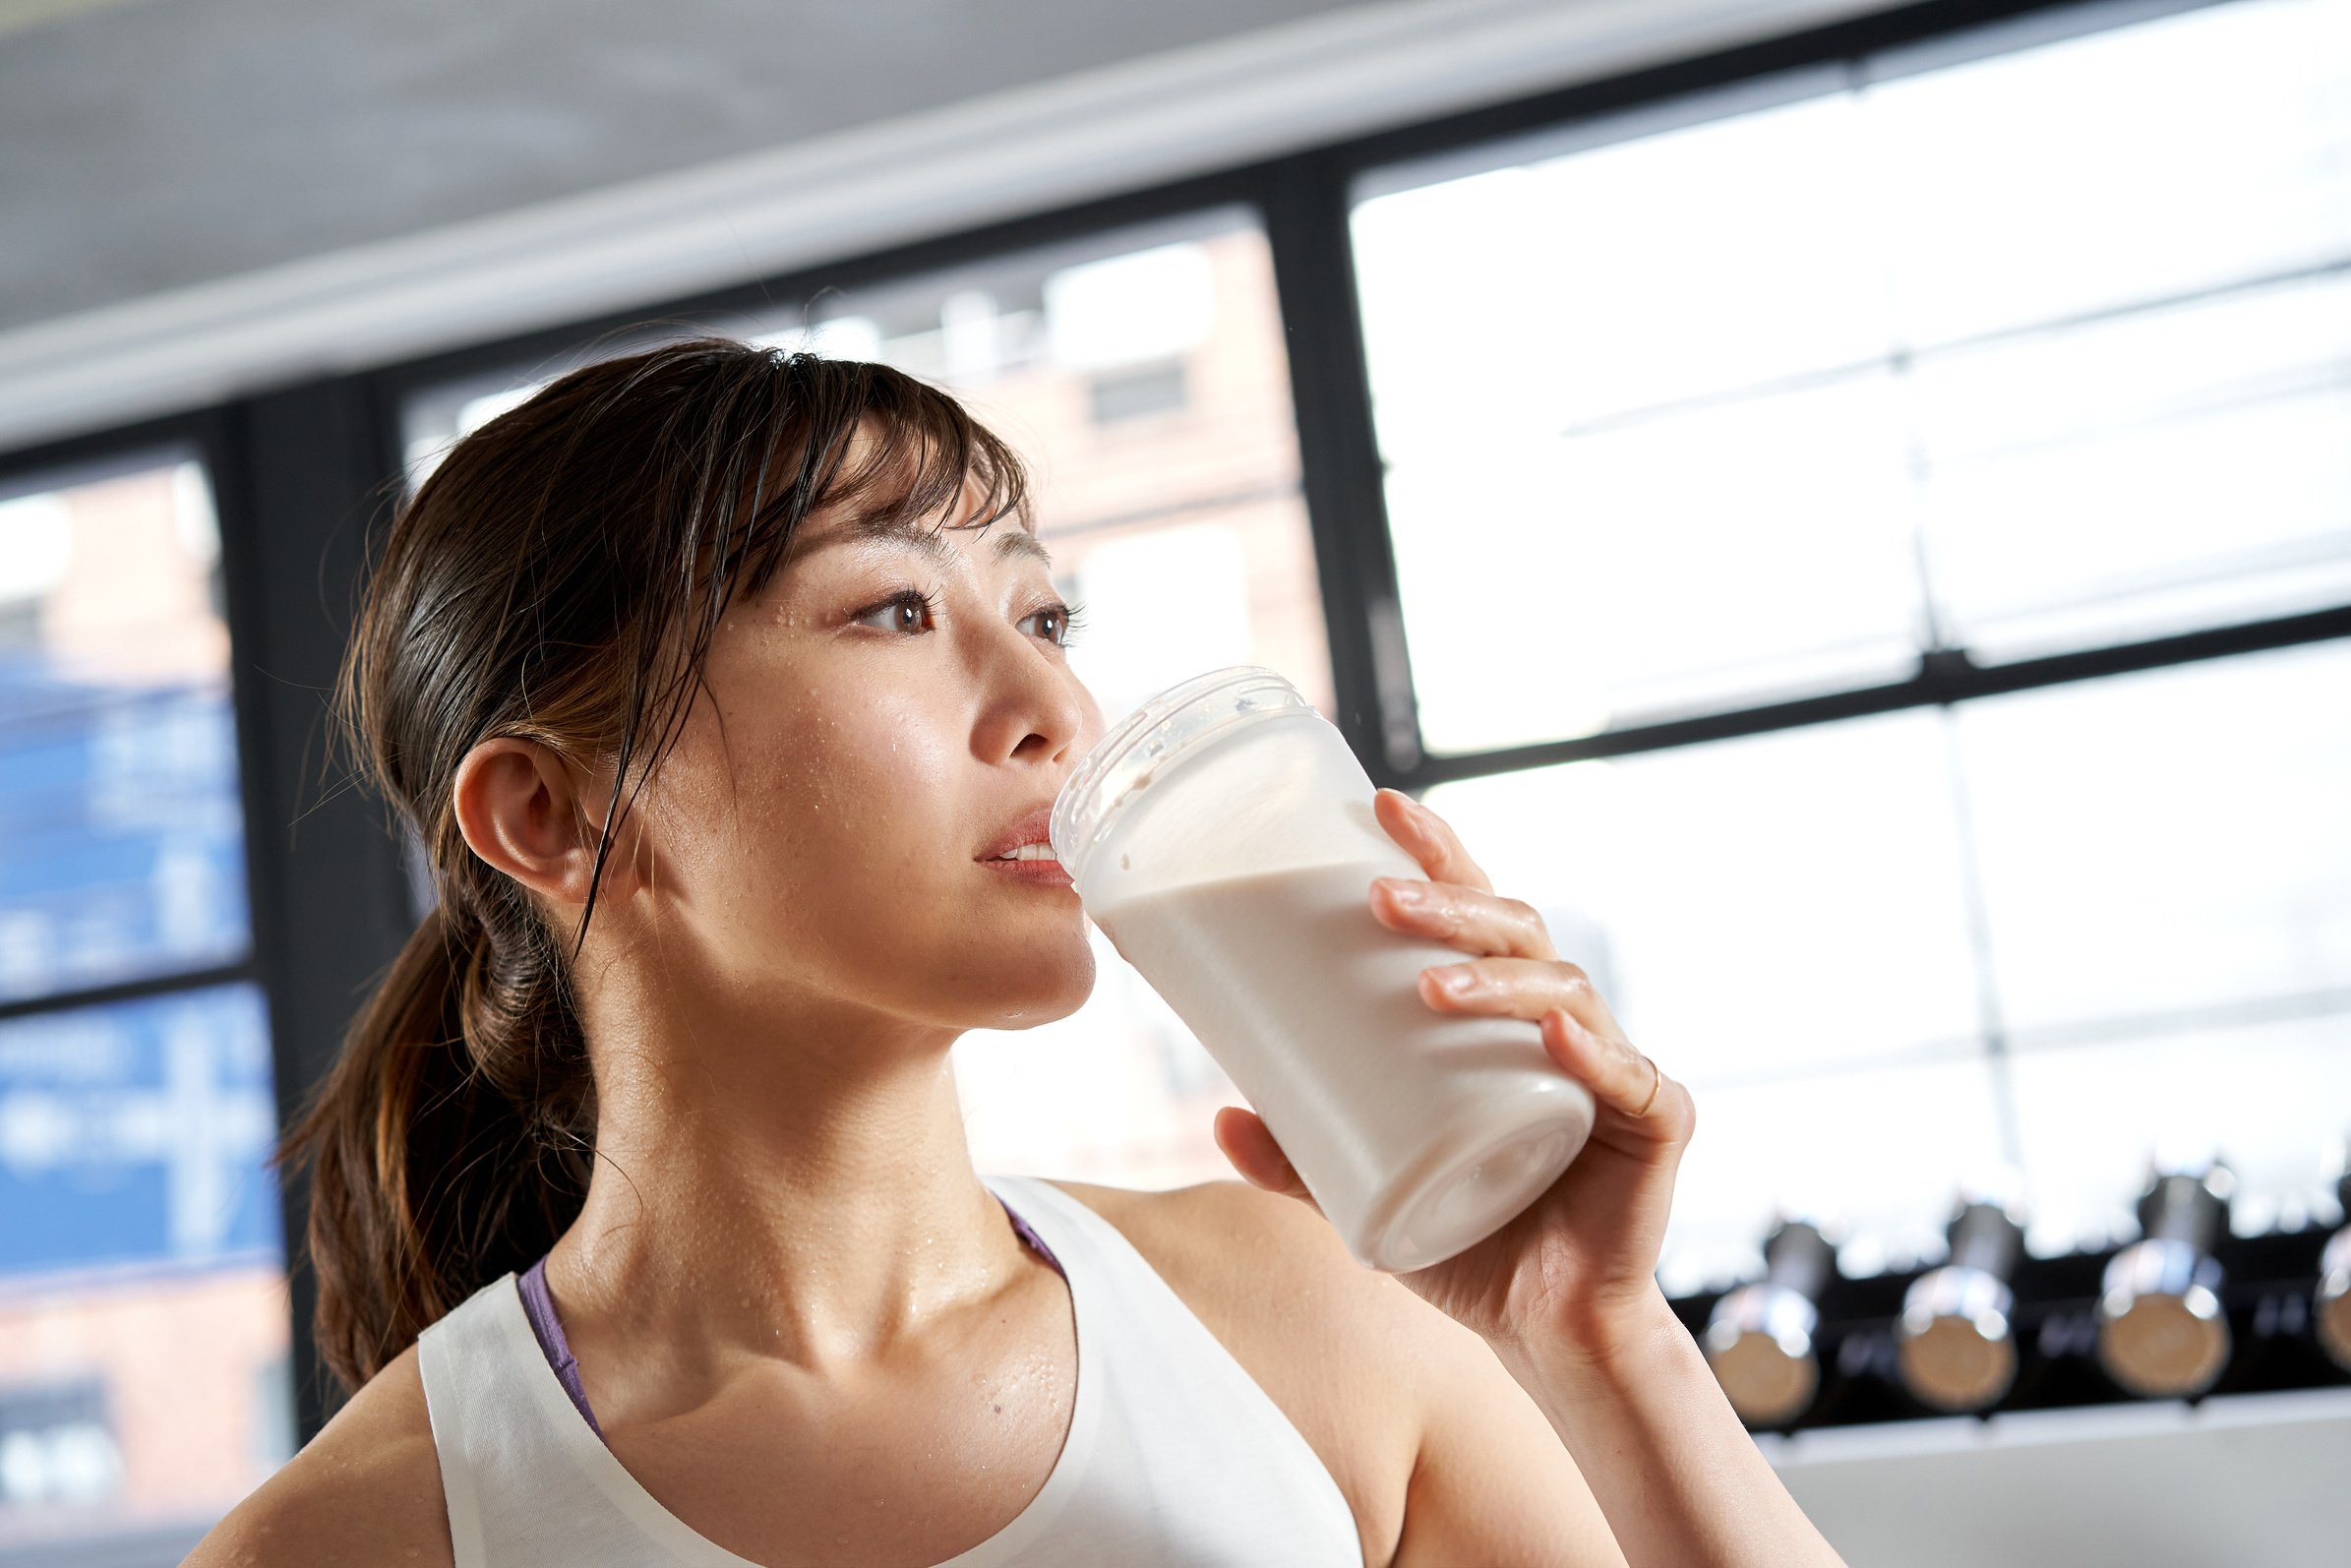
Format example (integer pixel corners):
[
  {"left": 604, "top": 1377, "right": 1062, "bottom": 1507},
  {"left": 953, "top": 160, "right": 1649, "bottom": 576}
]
[
  {"left": 0, "top": 983, "right": 281, "bottom": 1278},
  {"left": 0, "top": 644, "right": 275, "bottom": 1280}
]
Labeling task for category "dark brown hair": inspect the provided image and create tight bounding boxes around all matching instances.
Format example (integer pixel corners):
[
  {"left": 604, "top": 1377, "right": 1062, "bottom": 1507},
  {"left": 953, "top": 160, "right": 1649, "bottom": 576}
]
[{"left": 277, "top": 338, "right": 1030, "bottom": 1392}]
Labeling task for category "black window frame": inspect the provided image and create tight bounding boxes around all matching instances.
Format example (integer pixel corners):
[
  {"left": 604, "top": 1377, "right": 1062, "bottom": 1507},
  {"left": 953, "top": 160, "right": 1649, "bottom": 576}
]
[{"left": 0, "top": 0, "right": 2341, "bottom": 1446}]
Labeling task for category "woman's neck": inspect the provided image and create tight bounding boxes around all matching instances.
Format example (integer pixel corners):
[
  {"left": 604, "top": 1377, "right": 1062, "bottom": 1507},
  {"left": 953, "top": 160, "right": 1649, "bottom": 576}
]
[{"left": 539, "top": 1001, "right": 1041, "bottom": 1411}]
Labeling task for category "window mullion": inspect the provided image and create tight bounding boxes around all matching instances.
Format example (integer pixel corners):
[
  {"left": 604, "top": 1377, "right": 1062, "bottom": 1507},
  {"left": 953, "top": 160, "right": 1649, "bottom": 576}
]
[{"left": 1261, "top": 153, "right": 1424, "bottom": 789}]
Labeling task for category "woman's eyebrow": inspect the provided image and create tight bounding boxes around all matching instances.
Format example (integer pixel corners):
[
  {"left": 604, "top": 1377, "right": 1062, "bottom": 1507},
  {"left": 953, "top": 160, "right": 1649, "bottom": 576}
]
[
  {"left": 795, "top": 515, "right": 1053, "bottom": 569},
  {"left": 995, "top": 528, "right": 1053, "bottom": 569},
  {"left": 790, "top": 515, "right": 947, "bottom": 563}
]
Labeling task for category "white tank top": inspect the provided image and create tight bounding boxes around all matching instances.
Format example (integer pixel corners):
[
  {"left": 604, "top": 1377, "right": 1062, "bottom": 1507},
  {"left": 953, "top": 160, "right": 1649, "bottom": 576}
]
[{"left": 415, "top": 1172, "right": 1365, "bottom": 1566}]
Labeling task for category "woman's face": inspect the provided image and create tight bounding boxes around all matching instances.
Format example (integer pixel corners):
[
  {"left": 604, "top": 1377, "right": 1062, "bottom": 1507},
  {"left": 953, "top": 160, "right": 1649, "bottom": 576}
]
[{"left": 617, "top": 483, "right": 1105, "bottom": 1039}]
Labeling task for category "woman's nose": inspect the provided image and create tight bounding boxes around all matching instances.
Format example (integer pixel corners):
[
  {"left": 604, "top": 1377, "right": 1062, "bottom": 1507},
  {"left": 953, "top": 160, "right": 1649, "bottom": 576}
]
[{"left": 973, "top": 617, "right": 1088, "bottom": 766}]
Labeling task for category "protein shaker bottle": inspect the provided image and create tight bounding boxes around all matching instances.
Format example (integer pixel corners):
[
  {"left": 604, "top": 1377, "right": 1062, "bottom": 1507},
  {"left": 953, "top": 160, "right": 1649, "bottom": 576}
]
[{"left": 1049, "top": 665, "right": 1596, "bottom": 1272}]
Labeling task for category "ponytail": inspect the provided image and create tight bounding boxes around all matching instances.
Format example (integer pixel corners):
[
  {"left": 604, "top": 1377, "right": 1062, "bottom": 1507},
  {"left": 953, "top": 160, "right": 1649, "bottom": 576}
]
[
  {"left": 273, "top": 339, "right": 1032, "bottom": 1394},
  {"left": 279, "top": 878, "right": 594, "bottom": 1390}
]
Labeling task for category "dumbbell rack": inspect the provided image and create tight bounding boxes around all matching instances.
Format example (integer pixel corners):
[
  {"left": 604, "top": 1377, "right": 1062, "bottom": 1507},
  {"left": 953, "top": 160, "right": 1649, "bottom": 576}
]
[{"left": 1669, "top": 1219, "right": 2350, "bottom": 1431}]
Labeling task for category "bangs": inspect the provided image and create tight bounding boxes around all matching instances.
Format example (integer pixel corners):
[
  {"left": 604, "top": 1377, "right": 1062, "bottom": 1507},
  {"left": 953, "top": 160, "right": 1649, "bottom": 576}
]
[{"left": 733, "top": 352, "right": 1033, "bottom": 604}]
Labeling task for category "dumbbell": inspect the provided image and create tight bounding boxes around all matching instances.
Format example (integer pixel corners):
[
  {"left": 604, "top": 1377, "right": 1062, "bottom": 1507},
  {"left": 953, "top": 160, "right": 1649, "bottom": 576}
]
[
  {"left": 1897, "top": 1188, "right": 2026, "bottom": 1413},
  {"left": 2316, "top": 1163, "right": 2351, "bottom": 1374},
  {"left": 2095, "top": 1156, "right": 2233, "bottom": 1399},
  {"left": 1704, "top": 1219, "right": 1838, "bottom": 1427}
]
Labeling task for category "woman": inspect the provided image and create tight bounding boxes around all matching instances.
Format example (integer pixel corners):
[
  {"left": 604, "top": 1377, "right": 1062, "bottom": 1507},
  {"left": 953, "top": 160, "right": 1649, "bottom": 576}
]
[{"left": 192, "top": 340, "right": 1845, "bottom": 1567}]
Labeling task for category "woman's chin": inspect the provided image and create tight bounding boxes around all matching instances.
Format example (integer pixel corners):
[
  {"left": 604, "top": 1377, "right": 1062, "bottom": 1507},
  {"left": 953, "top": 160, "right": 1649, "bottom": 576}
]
[{"left": 977, "top": 949, "right": 1097, "bottom": 1030}]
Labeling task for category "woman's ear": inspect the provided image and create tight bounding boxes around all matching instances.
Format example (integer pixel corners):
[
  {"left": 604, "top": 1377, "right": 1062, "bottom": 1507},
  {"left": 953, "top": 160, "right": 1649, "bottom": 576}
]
[{"left": 452, "top": 738, "right": 633, "bottom": 909}]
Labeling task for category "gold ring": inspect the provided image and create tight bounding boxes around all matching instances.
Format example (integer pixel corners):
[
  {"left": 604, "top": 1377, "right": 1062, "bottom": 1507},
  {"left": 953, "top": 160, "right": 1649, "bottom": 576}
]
[{"left": 1633, "top": 1054, "right": 1662, "bottom": 1118}]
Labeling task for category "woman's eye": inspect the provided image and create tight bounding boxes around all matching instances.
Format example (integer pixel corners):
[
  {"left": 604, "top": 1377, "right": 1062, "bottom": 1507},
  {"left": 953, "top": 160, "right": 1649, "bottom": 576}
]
[
  {"left": 851, "top": 588, "right": 937, "bottom": 634},
  {"left": 1023, "top": 600, "right": 1087, "bottom": 649}
]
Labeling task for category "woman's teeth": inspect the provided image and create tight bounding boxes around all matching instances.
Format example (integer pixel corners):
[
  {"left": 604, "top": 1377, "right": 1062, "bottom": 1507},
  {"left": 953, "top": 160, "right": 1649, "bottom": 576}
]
[{"left": 996, "top": 843, "right": 1057, "bottom": 861}]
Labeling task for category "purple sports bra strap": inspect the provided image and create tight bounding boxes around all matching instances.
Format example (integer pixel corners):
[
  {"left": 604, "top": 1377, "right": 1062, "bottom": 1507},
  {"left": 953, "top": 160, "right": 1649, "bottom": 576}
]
[
  {"left": 999, "top": 1195, "right": 1065, "bottom": 1277},
  {"left": 513, "top": 1190, "right": 1066, "bottom": 1449},
  {"left": 516, "top": 1253, "right": 604, "bottom": 1443}
]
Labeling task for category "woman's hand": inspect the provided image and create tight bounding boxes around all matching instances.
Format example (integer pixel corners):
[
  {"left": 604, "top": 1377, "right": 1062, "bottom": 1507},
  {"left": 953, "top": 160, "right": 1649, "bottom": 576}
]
[
  {"left": 1212, "top": 787, "right": 1696, "bottom": 1365},
  {"left": 1219, "top": 795, "right": 1855, "bottom": 1568}
]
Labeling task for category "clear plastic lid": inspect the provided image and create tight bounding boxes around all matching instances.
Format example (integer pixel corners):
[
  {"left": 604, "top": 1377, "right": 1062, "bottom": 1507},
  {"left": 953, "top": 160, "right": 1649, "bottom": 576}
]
[{"left": 1049, "top": 665, "right": 1309, "bottom": 885}]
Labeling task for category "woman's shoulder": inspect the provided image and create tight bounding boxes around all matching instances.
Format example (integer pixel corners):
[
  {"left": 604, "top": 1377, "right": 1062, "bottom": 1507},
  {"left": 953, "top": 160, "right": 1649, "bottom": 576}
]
[
  {"left": 1041, "top": 1175, "right": 1353, "bottom": 1283},
  {"left": 1044, "top": 1173, "right": 1479, "bottom": 1384},
  {"left": 1040, "top": 1173, "right": 1425, "bottom": 1348},
  {"left": 184, "top": 1341, "right": 452, "bottom": 1568}
]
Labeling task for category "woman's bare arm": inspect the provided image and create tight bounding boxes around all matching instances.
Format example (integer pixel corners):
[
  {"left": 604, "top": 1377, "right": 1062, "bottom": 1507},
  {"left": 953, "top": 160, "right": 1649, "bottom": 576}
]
[
  {"left": 1384, "top": 1277, "right": 1629, "bottom": 1568},
  {"left": 1492, "top": 1288, "right": 1841, "bottom": 1567},
  {"left": 1155, "top": 1175, "right": 1628, "bottom": 1567}
]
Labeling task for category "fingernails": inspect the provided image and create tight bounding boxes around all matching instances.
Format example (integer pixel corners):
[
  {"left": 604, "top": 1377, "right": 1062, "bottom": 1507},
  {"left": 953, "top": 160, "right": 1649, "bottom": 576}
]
[
  {"left": 1378, "top": 877, "right": 1427, "bottom": 909},
  {"left": 1384, "top": 789, "right": 1434, "bottom": 835},
  {"left": 1428, "top": 965, "right": 1474, "bottom": 995}
]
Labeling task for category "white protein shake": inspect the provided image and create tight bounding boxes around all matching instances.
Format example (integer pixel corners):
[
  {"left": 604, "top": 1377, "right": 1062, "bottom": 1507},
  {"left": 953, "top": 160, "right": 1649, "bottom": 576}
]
[
  {"left": 1093, "top": 860, "right": 1595, "bottom": 1271},
  {"left": 1053, "top": 665, "right": 1596, "bottom": 1272}
]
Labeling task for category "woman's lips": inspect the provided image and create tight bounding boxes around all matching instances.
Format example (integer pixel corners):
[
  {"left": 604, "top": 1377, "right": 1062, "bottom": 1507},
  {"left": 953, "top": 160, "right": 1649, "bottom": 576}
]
[
  {"left": 981, "top": 854, "right": 1074, "bottom": 888},
  {"left": 979, "top": 802, "right": 1058, "bottom": 861}
]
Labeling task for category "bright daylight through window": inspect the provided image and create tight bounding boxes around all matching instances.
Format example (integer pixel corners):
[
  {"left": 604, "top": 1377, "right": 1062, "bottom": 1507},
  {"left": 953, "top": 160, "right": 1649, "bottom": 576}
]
[{"left": 1355, "top": 0, "right": 2351, "bottom": 1290}]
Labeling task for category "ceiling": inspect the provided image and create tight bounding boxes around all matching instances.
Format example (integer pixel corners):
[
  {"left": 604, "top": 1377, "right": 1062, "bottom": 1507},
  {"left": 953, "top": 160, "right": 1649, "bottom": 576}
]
[
  {"left": 0, "top": 0, "right": 1384, "bottom": 334},
  {"left": 0, "top": 0, "right": 143, "bottom": 42}
]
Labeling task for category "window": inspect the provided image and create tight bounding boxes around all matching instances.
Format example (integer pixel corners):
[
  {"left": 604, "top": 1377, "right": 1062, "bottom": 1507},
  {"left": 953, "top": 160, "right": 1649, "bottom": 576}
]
[
  {"left": 1960, "top": 641, "right": 2351, "bottom": 1246},
  {"left": 0, "top": 456, "right": 289, "bottom": 1555},
  {"left": 399, "top": 208, "right": 1332, "bottom": 1194},
  {"left": 1364, "top": 0, "right": 2351, "bottom": 1289},
  {"left": 1356, "top": 0, "right": 2351, "bottom": 754},
  {"left": 0, "top": 461, "right": 248, "bottom": 1000}
]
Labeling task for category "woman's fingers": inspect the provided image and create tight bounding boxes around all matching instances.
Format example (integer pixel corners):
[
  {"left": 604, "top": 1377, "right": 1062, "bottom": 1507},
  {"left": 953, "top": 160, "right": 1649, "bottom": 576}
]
[
  {"left": 1415, "top": 954, "right": 1665, "bottom": 1125},
  {"left": 1540, "top": 1006, "right": 1694, "bottom": 1141},
  {"left": 1411, "top": 952, "right": 1613, "bottom": 1030},
  {"left": 1213, "top": 1106, "right": 1323, "bottom": 1213},
  {"left": 1372, "top": 788, "right": 1494, "bottom": 895},
  {"left": 1370, "top": 874, "right": 1557, "bottom": 961}
]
